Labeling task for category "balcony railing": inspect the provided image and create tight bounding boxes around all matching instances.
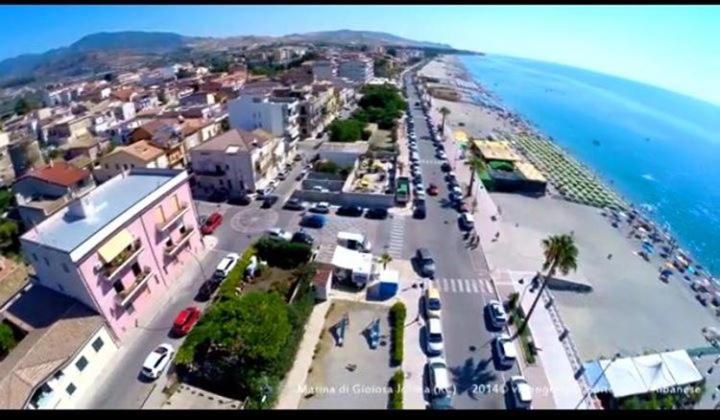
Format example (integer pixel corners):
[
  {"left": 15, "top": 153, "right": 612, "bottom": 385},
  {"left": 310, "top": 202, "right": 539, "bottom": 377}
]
[
  {"left": 164, "top": 226, "right": 195, "bottom": 257},
  {"left": 103, "top": 239, "right": 143, "bottom": 280},
  {"left": 156, "top": 202, "right": 189, "bottom": 232},
  {"left": 115, "top": 266, "right": 153, "bottom": 307}
]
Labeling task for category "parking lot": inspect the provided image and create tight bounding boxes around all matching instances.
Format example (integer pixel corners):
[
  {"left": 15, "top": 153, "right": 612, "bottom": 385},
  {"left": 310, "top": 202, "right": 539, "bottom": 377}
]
[{"left": 299, "top": 301, "right": 396, "bottom": 409}]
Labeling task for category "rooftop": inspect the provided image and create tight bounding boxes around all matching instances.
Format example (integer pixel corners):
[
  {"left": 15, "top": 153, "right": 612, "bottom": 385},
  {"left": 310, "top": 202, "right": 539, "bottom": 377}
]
[
  {"left": 118, "top": 140, "right": 164, "bottom": 162},
  {"left": 192, "top": 128, "right": 276, "bottom": 153},
  {"left": 472, "top": 140, "right": 522, "bottom": 162},
  {"left": 0, "top": 285, "right": 104, "bottom": 409},
  {"left": 21, "top": 169, "right": 182, "bottom": 256},
  {"left": 22, "top": 161, "right": 90, "bottom": 188}
]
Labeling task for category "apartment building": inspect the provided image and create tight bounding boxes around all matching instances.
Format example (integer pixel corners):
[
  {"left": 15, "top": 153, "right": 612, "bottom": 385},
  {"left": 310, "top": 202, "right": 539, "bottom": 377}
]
[
  {"left": 0, "top": 131, "right": 14, "bottom": 186},
  {"left": 130, "top": 117, "right": 220, "bottom": 169},
  {"left": 45, "top": 116, "right": 92, "bottom": 146},
  {"left": 189, "top": 128, "right": 285, "bottom": 195},
  {"left": 311, "top": 60, "right": 337, "bottom": 81},
  {"left": 0, "top": 285, "right": 118, "bottom": 409},
  {"left": 338, "top": 55, "right": 374, "bottom": 84},
  {"left": 13, "top": 161, "right": 96, "bottom": 227},
  {"left": 94, "top": 140, "right": 168, "bottom": 183},
  {"left": 20, "top": 168, "right": 204, "bottom": 339}
]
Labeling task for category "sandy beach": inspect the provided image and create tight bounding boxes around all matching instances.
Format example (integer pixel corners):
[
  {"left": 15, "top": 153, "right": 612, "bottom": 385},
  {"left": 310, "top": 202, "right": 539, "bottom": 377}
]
[{"left": 417, "top": 55, "right": 720, "bottom": 361}]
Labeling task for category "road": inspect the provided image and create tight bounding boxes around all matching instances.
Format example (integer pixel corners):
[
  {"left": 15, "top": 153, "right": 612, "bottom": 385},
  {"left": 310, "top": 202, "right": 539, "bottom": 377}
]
[{"left": 402, "top": 71, "right": 520, "bottom": 409}]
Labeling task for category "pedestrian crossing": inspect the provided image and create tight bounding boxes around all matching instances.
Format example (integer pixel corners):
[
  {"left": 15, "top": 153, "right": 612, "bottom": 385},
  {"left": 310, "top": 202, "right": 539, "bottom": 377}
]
[
  {"left": 435, "top": 277, "right": 494, "bottom": 295},
  {"left": 386, "top": 216, "right": 406, "bottom": 258},
  {"left": 418, "top": 159, "right": 446, "bottom": 165}
]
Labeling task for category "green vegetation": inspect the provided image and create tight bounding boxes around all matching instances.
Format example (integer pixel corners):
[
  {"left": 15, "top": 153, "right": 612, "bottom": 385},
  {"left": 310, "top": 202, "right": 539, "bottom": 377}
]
[
  {"left": 14, "top": 97, "right": 40, "bottom": 116},
  {"left": 379, "top": 252, "right": 392, "bottom": 270},
  {"left": 488, "top": 160, "right": 514, "bottom": 172},
  {"left": 0, "top": 323, "right": 16, "bottom": 356},
  {"left": 328, "top": 118, "right": 366, "bottom": 143},
  {"left": 468, "top": 156, "right": 488, "bottom": 196},
  {"left": 388, "top": 370, "right": 404, "bottom": 409},
  {"left": 0, "top": 187, "right": 12, "bottom": 213},
  {"left": 510, "top": 307, "right": 536, "bottom": 365},
  {"left": 389, "top": 302, "right": 406, "bottom": 367},
  {"left": 313, "top": 160, "right": 351, "bottom": 177},
  {"left": 0, "top": 219, "right": 19, "bottom": 254},
  {"left": 255, "top": 237, "right": 312, "bottom": 270},
  {"left": 329, "top": 84, "right": 406, "bottom": 142},
  {"left": 619, "top": 383, "right": 705, "bottom": 410},
  {"left": 176, "top": 239, "right": 318, "bottom": 408}
]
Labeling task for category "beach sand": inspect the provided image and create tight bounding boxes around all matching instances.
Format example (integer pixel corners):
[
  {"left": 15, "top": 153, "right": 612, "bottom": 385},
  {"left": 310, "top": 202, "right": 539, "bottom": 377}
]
[{"left": 418, "top": 56, "right": 720, "bottom": 360}]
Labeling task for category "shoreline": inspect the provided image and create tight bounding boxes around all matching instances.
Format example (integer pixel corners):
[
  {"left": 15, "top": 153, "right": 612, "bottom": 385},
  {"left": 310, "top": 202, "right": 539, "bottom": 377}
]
[{"left": 418, "top": 54, "right": 718, "bottom": 294}]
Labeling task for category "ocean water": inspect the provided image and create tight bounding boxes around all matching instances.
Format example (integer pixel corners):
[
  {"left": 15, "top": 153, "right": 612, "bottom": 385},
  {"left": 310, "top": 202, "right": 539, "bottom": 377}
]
[{"left": 460, "top": 54, "right": 720, "bottom": 276}]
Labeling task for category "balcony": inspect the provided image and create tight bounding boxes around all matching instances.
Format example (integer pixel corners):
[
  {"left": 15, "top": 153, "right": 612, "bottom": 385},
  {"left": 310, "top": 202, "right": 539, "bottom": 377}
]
[
  {"left": 103, "top": 239, "right": 143, "bottom": 280},
  {"left": 115, "top": 266, "right": 153, "bottom": 307},
  {"left": 164, "top": 226, "right": 195, "bottom": 257},
  {"left": 156, "top": 202, "right": 189, "bottom": 232},
  {"left": 193, "top": 168, "right": 226, "bottom": 177}
]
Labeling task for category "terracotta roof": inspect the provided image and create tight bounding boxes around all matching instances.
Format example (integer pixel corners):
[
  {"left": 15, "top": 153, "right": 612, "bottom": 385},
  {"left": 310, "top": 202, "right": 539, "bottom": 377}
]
[
  {"left": 0, "top": 285, "right": 105, "bottom": 409},
  {"left": 24, "top": 161, "right": 90, "bottom": 188},
  {"left": 193, "top": 128, "right": 276, "bottom": 153},
  {"left": 111, "top": 88, "right": 136, "bottom": 102},
  {"left": 120, "top": 140, "right": 164, "bottom": 162}
]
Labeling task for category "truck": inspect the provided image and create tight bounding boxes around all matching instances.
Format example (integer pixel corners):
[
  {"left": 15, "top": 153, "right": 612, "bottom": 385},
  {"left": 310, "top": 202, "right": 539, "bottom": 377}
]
[{"left": 396, "top": 176, "right": 411, "bottom": 205}]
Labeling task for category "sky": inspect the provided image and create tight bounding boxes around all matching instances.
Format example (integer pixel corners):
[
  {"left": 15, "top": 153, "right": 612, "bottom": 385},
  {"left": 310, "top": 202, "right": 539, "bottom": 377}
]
[{"left": 1, "top": 5, "right": 719, "bottom": 105}]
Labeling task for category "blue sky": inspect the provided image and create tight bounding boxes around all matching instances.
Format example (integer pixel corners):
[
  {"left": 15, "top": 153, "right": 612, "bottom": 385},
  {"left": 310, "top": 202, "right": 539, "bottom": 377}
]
[{"left": 1, "top": 5, "right": 719, "bottom": 105}]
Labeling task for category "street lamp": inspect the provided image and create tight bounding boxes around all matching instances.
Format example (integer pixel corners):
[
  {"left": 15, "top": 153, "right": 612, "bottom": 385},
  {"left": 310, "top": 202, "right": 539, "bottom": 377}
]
[{"left": 575, "top": 352, "right": 621, "bottom": 409}]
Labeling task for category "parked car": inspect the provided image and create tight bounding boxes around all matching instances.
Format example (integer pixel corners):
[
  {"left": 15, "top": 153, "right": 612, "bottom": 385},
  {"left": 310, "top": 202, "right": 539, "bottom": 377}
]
[
  {"left": 294, "top": 154, "right": 303, "bottom": 161},
  {"left": 141, "top": 344, "right": 175, "bottom": 380},
  {"left": 197, "top": 278, "right": 221, "bottom": 301},
  {"left": 459, "top": 212, "right": 475, "bottom": 231},
  {"left": 416, "top": 248, "right": 436, "bottom": 278},
  {"left": 283, "top": 198, "right": 306, "bottom": 211},
  {"left": 413, "top": 201, "right": 427, "bottom": 219},
  {"left": 265, "top": 228, "right": 293, "bottom": 241},
  {"left": 425, "top": 286, "right": 442, "bottom": 319},
  {"left": 436, "top": 151, "right": 447, "bottom": 160},
  {"left": 172, "top": 307, "right": 201, "bottom": 337},
  {"left": 261, "top": 194, "right": 279, "bottom": 208},
  {"left": 300, "top": 214, "right": 327, "bottom": 228},
  {"left": 487, "top": 300, "right": 509, "bottom": 329},
  {"left": 291, "top": 229, "right": 315, "bottom": 246},
  {"left": 455, "top": 201, "right": 470, "bottom": 213},
  {"left": 228, "top": 194, "right": 251, "bottom": 206},
  {"left": 493, "top": 334, "right": 518, "bottom": 368},
  {"left": 277, "top": 172, "right": 287, "bottom": 181},
  {"left": 309, "top": 202, "right": 331, "bottom": 214},
  {"left": 214, "top": 253, "right": 240, "bottom": 279},
  {"left": 425, "top": 317, "right": 445, "bottom": 356},
  {"left": 296, "top": 169, "right": 309, "bottom": 181},
  {"left": 425, "top": 356, "right": 453, "bottom": 408},
  {"left": 201, "top": 212, "right": 223, "bottom": 235},
  {"left": 365, "top": 207, "right": 389, "bottom": 220},
  {"left": 441, "top": 162, "right": 452, "bottom": 172},
  {"left": 256, "top": 187, "right": 272, "bottom": 200},
  {"left": 336, "top": 205, "right": 364, "bottom": 217},
  {"left": 311, "top": 185, "right": 330, "bottom": 193},
  {"left": 508, "top": 376, "right": 533, "bottom": 409},
  {"left": 428, "top": 183, "right": 439, "bottom": 196}
]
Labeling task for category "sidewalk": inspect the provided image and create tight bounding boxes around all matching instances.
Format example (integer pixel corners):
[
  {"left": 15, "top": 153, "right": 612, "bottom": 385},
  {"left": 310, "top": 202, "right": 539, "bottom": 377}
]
[{"left": 275, "top": 300, "right": 331, "bottom": 409}]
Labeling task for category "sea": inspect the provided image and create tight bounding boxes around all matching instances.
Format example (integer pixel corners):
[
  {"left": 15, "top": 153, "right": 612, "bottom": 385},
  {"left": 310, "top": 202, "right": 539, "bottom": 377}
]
[{"left": 459, "top": 54, "right": 720, "bottom": 277}]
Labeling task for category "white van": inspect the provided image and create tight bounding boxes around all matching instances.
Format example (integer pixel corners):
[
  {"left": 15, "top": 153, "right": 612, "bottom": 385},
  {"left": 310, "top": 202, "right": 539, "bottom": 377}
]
[{"left": 337, "top": 231, "right": 372, "bottom": 253}]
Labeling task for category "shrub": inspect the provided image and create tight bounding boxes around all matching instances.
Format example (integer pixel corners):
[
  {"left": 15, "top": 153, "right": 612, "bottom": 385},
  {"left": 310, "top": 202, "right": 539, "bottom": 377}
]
[
  {"left": 0, "top": 323, "right": 16, "bottom": 355},
  {"left": 255, "top": 237, "right": 312, "bottom": 269},
  {"left": 329, "top": 118, "right": 366, "bottom": 142},
  {"left": 314, "top": 160, "right": 341, "bottom": 174},
  {"left": 389, "top": 302, "right": 406, "bottom": 366},
  {"left": 388, "top": 370, "right": 404, "bottom": 409},
  {"left": 218, "top": 246, "right": 257, "bottom": 298}
]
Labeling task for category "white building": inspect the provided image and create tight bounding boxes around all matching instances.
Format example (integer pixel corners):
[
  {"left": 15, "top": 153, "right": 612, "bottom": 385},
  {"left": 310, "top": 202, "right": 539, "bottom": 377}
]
[
  {"left": 227, "top": 92, "right": 300, "bottom": 157},
  {"left": 189, "top": 128, "right": 285, "bottom": 195},
  {"left": 0, "top": 285, "right": 118, "bottom": 409},
  {"left": 312, "top": 60, "right": 336, "bottom": 81},
  {"left": 338, "top": 56, "right": 374, "bottom": 84}
]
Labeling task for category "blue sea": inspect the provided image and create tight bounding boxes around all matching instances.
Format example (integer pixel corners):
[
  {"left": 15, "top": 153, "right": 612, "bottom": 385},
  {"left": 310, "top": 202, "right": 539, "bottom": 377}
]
[{"left": 460, "top": 54, "right": 720, "bottom": 276}]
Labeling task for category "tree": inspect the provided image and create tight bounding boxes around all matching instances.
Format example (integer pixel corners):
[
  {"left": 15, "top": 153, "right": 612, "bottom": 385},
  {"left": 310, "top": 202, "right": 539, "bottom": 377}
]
[
  {"left": 379, "top": 252, "right": 393, "bottom": 270},
  {"left": 0, "top": 220, "right": 19, "bottom": 250},
  {"left": 439, "top": 106, "right": 451, "bottom": 136},
  {"left": 467, "top": 156, "right": 487, "bottom": 197},
  {"left": 14, "top": 98, "right": 32, "bottom": 116},
  {"left": 0, "top": 323, "right": 15, "bottom": 354},
  {"left": 512, "top": 234, "right": 578, "bottom": 339}
]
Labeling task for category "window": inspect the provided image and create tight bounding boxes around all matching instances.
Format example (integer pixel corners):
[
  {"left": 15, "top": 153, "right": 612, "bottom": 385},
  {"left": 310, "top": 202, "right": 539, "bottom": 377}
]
[
  {"left": 66, "top": 383, "right": 77, "bottom": 396},
  {"left": 113, "top": 281, "right": 125, "bottom": 293},
  {"left": 92, "top": 337, "right": 104, "bottom": 352},
  {"left": 62, "top": 263, "right": 69, "bottom": 273},
  {"left": 53, "top": 370, "right": 64, "bottom": 380},
  {"left": 75, "top": 356, "right": 88, "bottom": 372}
]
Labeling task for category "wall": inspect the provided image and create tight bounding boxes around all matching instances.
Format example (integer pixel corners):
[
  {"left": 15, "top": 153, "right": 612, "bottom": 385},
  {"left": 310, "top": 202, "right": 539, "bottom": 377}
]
[
  {"left": 290, "top": 190, "right": 394, "bottom": 208},
  {"left": 318, "top": 150, "right": 361, "bottom": 168},
  {"left": 47, "top": 327, "right": 118, "bottom": 409}
]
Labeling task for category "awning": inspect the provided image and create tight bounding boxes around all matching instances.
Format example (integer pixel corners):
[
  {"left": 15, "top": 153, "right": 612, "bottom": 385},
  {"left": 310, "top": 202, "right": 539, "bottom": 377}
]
[{"left": 98, "top": 230, "right": 134, "bottom": 263}]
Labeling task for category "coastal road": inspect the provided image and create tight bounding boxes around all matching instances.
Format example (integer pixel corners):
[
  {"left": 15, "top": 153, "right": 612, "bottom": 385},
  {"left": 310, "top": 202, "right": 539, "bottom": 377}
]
[{"left": 403, "top": 71, "right": 519, "bottom": 409}]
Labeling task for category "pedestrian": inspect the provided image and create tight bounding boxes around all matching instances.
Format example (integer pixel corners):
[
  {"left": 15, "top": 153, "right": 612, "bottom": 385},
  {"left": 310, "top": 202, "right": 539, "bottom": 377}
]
[{"left": 607, "top": 253, "right": 613, "bottom": 260}]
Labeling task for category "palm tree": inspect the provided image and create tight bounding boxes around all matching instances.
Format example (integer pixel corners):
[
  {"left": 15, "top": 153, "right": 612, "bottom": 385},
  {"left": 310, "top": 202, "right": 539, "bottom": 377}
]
[
  {"left": 379, "top": 252, "right": 393, "bottom": 270},
  {"left": 512, "top": 234, "right": 578, "bottom": 339},
  {"left": 467, "top": 156, "right": 487, "bottom": 197},
  {"left": 439, "top": 106, "right": 451, "bottom": 136}
]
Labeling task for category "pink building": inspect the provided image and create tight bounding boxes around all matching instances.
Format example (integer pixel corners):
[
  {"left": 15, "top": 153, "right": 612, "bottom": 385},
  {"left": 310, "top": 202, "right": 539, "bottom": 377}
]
[{"left": 20, "top": 168, "right": 204, "bottom": 340}]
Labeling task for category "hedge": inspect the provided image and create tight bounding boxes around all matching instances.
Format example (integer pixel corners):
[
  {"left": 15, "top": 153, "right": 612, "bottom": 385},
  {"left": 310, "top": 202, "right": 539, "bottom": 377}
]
[
  {"left": 254, "top": 237, "right": 312, "bottom": 270},
  {"left": 388, "top": 370, "right": 404, "bottom": 409},
  {"left": 390, "top": 302, "right": 406, "bottom": 367},
  {"left": 218, "top": 245, "right": 256, "bottom": 299}
]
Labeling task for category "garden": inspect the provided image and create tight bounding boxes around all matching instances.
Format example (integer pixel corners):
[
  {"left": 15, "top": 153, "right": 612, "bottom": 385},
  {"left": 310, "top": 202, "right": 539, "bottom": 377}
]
[{"left": 329, "top": 84, "right": 407, "bottom": 143}]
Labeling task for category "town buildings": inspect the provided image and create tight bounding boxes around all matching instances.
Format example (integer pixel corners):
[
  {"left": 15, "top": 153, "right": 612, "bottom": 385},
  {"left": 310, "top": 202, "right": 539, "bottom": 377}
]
[
  {"left": 94, "top": 140, "right": 168, "bottom": 183},
  {"left": 19, "top": 168, "right": 204, "bottom": 339},
  {"left": 337, "top": 55, "right": 374, "bottom": 84}
]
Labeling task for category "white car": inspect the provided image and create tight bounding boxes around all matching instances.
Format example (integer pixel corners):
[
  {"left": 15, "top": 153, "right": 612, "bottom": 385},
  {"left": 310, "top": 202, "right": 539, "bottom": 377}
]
[
  {"left": 310, "top": 202, "right": 331, "bottom": 214},
  {"left": 214, "top": 253, "right": 240, "bottom": 279},
  {"left": 426, "top": 356, "right": 453, "bottom": 398},
  {"left": 266, "top": 228, "right": 293, "bottom": 241},
  {"left": 425, "top": 286, "right": 442, "bottom": 319},
  {"left": 425, "top": 317, "right": 445, "bottom": 356},
  {"left": 493, "top": 334, "right": 518, "bottom": 367},
  {"left": 437, "top": 151, "right": 447, "bottom": 160},
  {"left": 141, "top": 344, "right": 175, "bottom": 380},
  {"left": 487, "top": 300, "right": 509, "bottom": 329},
  {"left": 508, "top": 376, "right": 533, "bottom": 409},
  {"left": 312, "top": 185, "right": 330, "bottom": 193},
  {"left": 415, "top": 185, "right": 426, "bottom": 199}
]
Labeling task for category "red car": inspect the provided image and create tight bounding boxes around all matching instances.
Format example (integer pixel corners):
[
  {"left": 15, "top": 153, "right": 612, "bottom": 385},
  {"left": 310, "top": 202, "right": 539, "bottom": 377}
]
[
  {"left": 457, "top": 201, "right": 470, "bottom": 213},
  {"left": 427, "top": 183, "right": 439, "bottom": 196},
  {"left": 172, "top": 307, "right": 201, "bottom": 336},
  {"left": 200, "top": 212, "right": 223, "bottom": 235}
]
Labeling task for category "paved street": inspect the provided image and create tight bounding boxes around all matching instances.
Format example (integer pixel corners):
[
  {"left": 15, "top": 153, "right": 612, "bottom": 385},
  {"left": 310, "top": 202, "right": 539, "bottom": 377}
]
[{"left": 402, "top": 71, "right": 520, "bottom": 409}]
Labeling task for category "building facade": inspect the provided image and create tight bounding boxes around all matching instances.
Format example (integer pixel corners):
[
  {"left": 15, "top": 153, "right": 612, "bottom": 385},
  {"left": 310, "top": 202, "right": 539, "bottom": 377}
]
[
  {"left": 338, "top": 56, "right": 374, "bottom": 84},
  {"left": 94, "top": 140, "right": 169, "bottom": 183},
  {"left": 20, "top": 168, "right": 204, "bottom": 339}
]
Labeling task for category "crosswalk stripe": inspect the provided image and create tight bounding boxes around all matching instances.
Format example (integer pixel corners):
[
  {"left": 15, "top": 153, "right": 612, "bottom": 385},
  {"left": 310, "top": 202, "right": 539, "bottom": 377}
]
[
  {"left": 464, "top": 279, "right": 473, "bottom": 293},
  {"left": 449, "top": 279, "right": 457, "bottom": 293},
  {"left": 456, "top": 279, "right": 465, "bottom": 293}
]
